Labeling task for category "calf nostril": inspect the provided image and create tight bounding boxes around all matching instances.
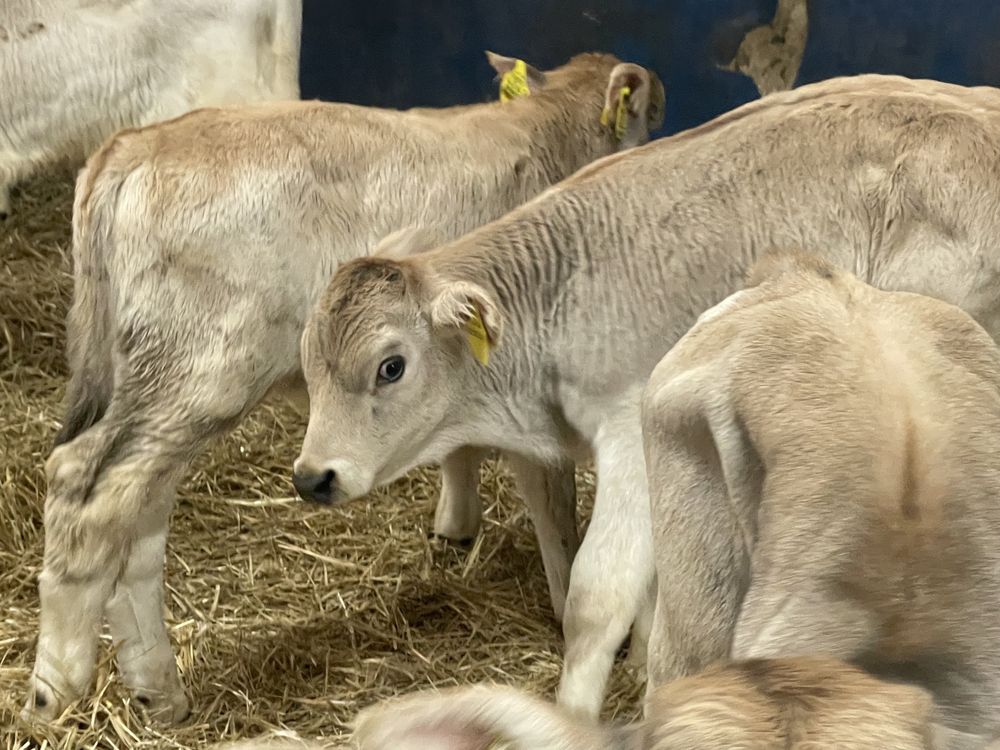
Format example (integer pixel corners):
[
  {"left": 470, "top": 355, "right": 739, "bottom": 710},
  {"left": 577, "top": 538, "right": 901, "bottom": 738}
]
[
  {"left": 315, "top": 469, "right": 335, "bottom": 497},
  {"left": 293, "top": 467, "right": 337, "bottom": 503}
]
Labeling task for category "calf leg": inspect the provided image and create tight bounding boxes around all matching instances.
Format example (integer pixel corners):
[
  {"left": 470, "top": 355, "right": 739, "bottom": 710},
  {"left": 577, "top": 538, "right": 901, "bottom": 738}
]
[
  {"left": 0, "top": 180, "right": 11, "bottom": 219},
  {"left": 640, "top": 383, "right": 757, "bottom": 706},
  {"left": 506, "top": 454, "right": 579, "bottom": 622},
  {"left": 557, "top": 416, "right": 653, "bottom": 719},
  {"left": 104, "top": 493, "right": 189, "bottom": 722},
  {"left": 643, "top": 440, "right": 752, "bottom": 701},
  {"left": 23, "top": 344, "right": 264, "bottom": 723},
  {"left": 24, "top": 415, "right": 195, "bottom": 722},
  {"left": 625, "top": 584, "right": 655, "bottom": 678},
  {"left": 433, "top": 446, "right": 489, "bottom": 542}
]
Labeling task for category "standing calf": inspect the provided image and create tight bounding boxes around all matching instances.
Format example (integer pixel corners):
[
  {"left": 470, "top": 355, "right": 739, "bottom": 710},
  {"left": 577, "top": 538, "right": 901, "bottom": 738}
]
[
  {"left": 642, "top": 253, "right": 1000, "bottom": 744},
  {"left": 25, "top": 51, "right": 665, "bottom": 724},
  {"left": 291, "top": 73, "right": 1000, "bottom": 720},
  {"left": 0, "top": 0, "right": 302, "bottom": 217}
]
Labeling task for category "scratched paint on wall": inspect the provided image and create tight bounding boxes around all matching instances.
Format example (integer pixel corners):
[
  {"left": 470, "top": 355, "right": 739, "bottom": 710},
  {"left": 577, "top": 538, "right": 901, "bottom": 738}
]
[{"left": 300, "top": 1, "right": 1000, "bottom": 137}]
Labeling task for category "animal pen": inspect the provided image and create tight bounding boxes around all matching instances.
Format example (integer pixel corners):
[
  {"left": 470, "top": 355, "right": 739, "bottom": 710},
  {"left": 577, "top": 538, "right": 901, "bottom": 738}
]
[{"left": 6, "top": 0, "right": 1000, "bottom": 748}]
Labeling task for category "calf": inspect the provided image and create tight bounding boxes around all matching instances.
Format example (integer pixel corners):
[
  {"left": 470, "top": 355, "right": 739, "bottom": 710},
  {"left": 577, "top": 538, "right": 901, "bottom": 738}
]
[
  {"left": 25, "top": 52, "right": 666, "bottom": 723},
  {"left": 641, "top": 253, "right": 1000, "bottom": 744},
  {"left": 355, "top": 658, "right": 940, "bottom": 749},
  {"left": 0, "top": 0, "right": 301, "bottom": 217},
  {"left": 209, "top": 658, "right": 947, "bottom": 749},
  {"left": 291, "top": 73, "right": 1000, "bottom": 720}
]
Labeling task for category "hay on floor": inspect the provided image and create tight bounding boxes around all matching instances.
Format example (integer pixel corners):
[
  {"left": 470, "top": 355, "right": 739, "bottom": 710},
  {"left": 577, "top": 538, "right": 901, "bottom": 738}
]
[{"left": 0, "top": 170, "right": 640, "bottom": 749}]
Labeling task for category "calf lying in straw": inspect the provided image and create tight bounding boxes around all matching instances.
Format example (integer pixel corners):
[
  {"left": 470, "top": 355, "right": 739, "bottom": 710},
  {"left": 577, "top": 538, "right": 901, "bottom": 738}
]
[
  {"left": 642, "top": 253, "right": 1000, "bottom": 746},
  {"left": 224, "top": 657, "right": 948, "bottom": 749}
]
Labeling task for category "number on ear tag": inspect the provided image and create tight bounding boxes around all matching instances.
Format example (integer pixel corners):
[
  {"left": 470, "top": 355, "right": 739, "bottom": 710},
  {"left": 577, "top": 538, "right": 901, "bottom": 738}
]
[
  {"left": 601, "top": 86, "right": 631, "bottom": 141},
  {"left": 464, "top": 307, "right": 492, "bottom": 366},
  {"left": 500, "top": 59, "right": 531, "bottom": 102}
]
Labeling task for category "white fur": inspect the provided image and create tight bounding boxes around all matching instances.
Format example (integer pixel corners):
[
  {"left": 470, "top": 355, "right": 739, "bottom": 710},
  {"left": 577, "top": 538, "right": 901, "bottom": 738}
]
[{"left": 0, "top": 0, "right": 301, "bottom": 215}]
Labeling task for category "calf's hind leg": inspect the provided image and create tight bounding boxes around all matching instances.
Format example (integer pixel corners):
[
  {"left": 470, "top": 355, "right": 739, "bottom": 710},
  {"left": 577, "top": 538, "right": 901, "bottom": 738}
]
[
  {"left": 103, "top": 490, "right": 189, "bottom": 722},
  {"left": 23, "top": 370, "right": 249, "bottom": 724},
  {"left": 24, "top": 413, "right": 199, "bottom": 723}
]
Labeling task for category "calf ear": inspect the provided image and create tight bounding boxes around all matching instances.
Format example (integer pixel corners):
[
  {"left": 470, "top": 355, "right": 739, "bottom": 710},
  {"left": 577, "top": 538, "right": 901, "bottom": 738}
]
[
  {"left": 427, "top": 280, "right": 503, "bottom": 366},
  {"left": 485, "top": 50, "right": 547, "bottom": 99},
  {"left": 372, "top": 226, "right": 443, "bottom": 260},
  {"left": 602, "top": 63, "right": 666, "bottom": 148}
]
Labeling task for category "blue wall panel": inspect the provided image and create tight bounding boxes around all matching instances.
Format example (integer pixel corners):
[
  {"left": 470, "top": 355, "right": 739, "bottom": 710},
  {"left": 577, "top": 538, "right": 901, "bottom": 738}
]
[{"left": 300, "top": 1, "right": 1000, "bottom": 137}]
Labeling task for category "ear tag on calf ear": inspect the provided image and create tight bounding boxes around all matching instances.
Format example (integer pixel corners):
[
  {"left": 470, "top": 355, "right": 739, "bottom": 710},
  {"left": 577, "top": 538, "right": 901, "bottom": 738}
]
[
  {"left": 464, "top": 307, "right": 492, "bottom": 366},
  {"left": 500, "top": 59, "right": 531, "bottom": 102},
  {"left": 601, "top": 86, "right": 631, "bottom": 141}
]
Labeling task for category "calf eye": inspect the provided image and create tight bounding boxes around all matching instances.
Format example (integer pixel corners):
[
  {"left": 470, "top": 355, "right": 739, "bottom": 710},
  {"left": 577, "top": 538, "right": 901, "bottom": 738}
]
[{"left": 377, "top": 355, "right": 406, "bottom": 385}]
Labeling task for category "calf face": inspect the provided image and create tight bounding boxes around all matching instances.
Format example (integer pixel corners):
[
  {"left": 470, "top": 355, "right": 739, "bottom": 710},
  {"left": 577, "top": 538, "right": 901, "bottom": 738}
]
[{"left": 294, "top": 256, "right": 498, "bottom": 503}]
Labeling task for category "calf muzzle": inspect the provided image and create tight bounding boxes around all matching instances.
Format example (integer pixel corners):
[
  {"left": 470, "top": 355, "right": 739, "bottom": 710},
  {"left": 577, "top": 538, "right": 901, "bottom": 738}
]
[{"left": 292, "top": 467, "right": 338, "bottom": 505}]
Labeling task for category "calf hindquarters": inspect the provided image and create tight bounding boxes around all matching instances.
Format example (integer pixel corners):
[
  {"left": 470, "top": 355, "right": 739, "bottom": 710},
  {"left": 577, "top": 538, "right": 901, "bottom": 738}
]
[
  {"left": 25, "top": 182, "right": 499, "bottom": 721},
  {"left": 642, "top": 266, "right": 1000, "bottom": 740}
]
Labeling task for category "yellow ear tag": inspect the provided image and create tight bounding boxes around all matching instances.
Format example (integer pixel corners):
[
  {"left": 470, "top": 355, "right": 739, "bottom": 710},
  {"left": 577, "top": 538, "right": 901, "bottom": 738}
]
[
  {"left": 600, "top": 86, "right": 631, "bottom": 141},
  {"left": 499, "top": 59, "right": 531, "bottom": 102},
  {"left": 464, "top": 307, "right": 492, "bottom": 366}
]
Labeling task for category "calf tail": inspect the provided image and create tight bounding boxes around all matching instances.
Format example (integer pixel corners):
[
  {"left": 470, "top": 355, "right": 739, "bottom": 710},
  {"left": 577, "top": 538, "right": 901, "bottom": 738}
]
[{"left": 54, "top": 145, "right": 121, "bottom": 447}]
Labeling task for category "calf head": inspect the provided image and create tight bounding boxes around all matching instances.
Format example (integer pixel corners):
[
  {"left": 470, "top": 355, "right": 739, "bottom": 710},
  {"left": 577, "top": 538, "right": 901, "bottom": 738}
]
[
  {"left": 487, "top": 50, "right": 666, "bottom": 152},
  {"left": 294, "top": 252, "right": 501, "bottom": 505}
]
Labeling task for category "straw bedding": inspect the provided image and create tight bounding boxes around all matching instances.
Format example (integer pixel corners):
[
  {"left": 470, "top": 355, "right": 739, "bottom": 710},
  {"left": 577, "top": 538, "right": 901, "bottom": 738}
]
[{"left": 0, "top": 169, "right": 640, "bottom": 749}]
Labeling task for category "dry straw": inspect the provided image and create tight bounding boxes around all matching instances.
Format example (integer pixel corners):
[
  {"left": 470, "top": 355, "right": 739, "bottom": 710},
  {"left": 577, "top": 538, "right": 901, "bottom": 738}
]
[{"left": 0, "top": 170, "right": 640, "bottom": 749}]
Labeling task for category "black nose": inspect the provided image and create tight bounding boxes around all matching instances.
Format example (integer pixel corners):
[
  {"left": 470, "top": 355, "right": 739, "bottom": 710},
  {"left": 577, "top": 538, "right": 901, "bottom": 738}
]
[{"left": 292, "top": 467, "right": 337, "bottom": 504}]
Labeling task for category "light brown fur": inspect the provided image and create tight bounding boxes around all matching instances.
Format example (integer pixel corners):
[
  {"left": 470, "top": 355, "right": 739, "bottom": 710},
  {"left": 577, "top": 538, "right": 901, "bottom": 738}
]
[
  {"left": 296, "top": 74, "right": 1000, "bottom": 721},
  {"left": 642, "top": 253, "right": 1000, "bottom": 743},
  {"left": 26, "top": 51, "right": 665, "bottom": 724},
  {"left": 218, "top": 657, "right": 942, "bottom": 749}
]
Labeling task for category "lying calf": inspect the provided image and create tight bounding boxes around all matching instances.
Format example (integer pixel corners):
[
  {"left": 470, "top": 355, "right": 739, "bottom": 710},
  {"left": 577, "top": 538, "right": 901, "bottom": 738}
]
[
  {"left": 223, "top": 657, "right": 947, "bottom": 749},
  {"left": 643, "top": 253, "right": 1000, "bottom": 745}
]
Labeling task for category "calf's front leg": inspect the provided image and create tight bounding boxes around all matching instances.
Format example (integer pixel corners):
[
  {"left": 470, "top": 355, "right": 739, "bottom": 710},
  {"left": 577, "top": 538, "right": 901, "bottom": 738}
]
[
  {"left": 557, "top": 415, "right": 654, "bottom": 719},
  {"left": 433, "top": 446, "right": 489, "bottom": 542},
  {"left": 506, "top": 454, "right": 579, "bottom": 622}
]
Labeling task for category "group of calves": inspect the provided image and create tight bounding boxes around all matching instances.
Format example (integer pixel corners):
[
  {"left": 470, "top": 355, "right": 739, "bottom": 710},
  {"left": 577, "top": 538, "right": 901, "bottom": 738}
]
[
  {"left": 9, "top": 5, "right": 1000, "bottom": 749},
  {"left": 230, "top": 253, "right": 1000, "bottom": 750}
]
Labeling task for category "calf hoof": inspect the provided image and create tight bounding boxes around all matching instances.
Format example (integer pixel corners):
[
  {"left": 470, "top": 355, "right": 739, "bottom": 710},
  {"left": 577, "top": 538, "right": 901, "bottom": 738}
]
[
  {"left": 20, "top": 681, "right": 76, "bottom": 723},
  {"left": 133, "top": 686, "right": 191, "bottom": 725},
  {"left": 428, "top": 531, "right": 475, "bottom": 547}
]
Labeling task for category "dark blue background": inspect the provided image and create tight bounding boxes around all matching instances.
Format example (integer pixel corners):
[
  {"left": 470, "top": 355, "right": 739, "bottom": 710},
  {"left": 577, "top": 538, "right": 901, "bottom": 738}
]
[{"left": 300, "top": 1, "right": 1000, "bottom": 138}]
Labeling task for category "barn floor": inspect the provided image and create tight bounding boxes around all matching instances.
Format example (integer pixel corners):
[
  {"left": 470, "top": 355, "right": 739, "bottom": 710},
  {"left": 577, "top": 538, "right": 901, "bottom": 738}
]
[{"left": 0, "top": 171, "right": 640, "bottom": 749}]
